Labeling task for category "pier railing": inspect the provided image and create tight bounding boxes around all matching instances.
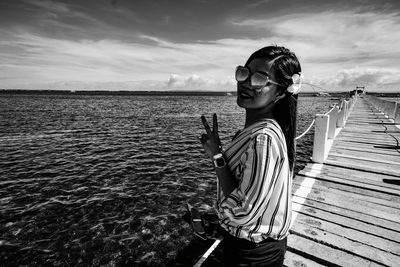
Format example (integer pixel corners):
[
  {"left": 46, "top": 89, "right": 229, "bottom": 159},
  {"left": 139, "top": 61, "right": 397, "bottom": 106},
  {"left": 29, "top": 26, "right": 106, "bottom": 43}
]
[
  {"left": 311, "top": 94, "right": 357, "bottom": 163},
  {"left": 364, "top": 95, "right": 400, "bottom": 125}
]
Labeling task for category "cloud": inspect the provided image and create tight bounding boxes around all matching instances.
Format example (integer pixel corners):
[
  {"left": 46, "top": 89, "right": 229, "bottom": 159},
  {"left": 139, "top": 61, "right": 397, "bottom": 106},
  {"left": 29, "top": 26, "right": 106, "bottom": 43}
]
[
  {"left": 334, "top": 67, "right": 400, "bottom": 86},
  {"left": 20, "top": 0, "right": 71, "bottom": 14},
  {"left": 230, "top": 10, "right": 400, "bottom": 74},
  {"left": 1, "top": 32, "right": 248, "bottom": 89},
  {"left": 301, "top": 66, "right": 400, "bottom": 92},
  {"left": 3, "top": 28, "right": 399, "bottom": 92},
  {"left": 230, "top": 9, "right": 400, "bottom": 92},
  {"left": 20, "top": 0, "right": 99, "bottom": 22},
  {"left": 167, "top": 74, "right": 205, "bottom": 88},
  {"left": 166, "top": 74, "right": 235, "bottom": 90}
]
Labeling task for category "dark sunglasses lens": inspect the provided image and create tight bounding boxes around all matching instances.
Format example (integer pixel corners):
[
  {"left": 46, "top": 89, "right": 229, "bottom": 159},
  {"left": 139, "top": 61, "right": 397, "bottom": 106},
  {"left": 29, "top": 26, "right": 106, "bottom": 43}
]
[
  {"left": 251, "top": 73, "right": 268, "bottom": 87},
  {"left": 235, "top": 67, "right": 249, "bottom": 82}
]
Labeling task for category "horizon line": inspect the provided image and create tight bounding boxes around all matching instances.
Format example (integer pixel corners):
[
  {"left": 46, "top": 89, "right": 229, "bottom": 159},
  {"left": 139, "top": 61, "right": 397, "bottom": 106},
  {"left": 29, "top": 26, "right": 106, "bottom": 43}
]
[{"left": 1, "top": 89, "right": 398, "bottom": 94}]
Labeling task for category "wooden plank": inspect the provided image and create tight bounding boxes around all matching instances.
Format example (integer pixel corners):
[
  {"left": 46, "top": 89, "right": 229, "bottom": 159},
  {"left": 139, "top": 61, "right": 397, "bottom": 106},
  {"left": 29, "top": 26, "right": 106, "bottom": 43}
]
[
  {"left": 296, "top": 170, "right": 400, "bottom": 199},
  {"left": 284, "top": 251, "right": 325, "bottom": 267},
  {"left": 339, "top": 127, "right": 394, "bottom": 133},
  {"left": 292, "top": 210, "right": 400, "bottom": 256},
  {"left": 348, "top": 115, "right": 391, "bottom": 118},
  {"left": 334, "top": 137, "right": 397, "bottom": 146},
  {"left": 292, "top": 195, "right": 400, "bottom": 235},
  {"left": 293, "top": 175, "right": 400, "bottom": 208},
  {"left": 335, "top": 137, "right": 397, "bottom": 146},
  {"left": 344, "top": 128, "right": 399, "bottom": 135},
  {"left": 332, "top": 141, "right": 398, "bottom": 151},
  {"left": 330, "top": 145, "right": 399, "bottom": 157},
  {"left": 342, "top": 128, "right": 399, "bottom": 134},
  {"left": 332, "top": 143, "right": 400, "bottom": 156},
  {"left": 292, "top": 183, "right": 400, "bottom": 222},
  {"left": 303, "top": 163, "right": 399, "bottom": 182},
  {"left": 346, "top": 121, "right": 395, "bottom": 126},
  {"left": 342, "top": 124, "right": 398, "bottom": 131},
  {"left": 341, "top": 130, "right": 393, "bottom": 135},
  {"left": 335, "top": 136, "right": 399, "bottom": 145},
  {"left": 336, "top": 134, "right": 399, "bottom": 142},
  {"left": 343, "top": 120, "right": 388, "bottom": 125},
  {"left": 341, "top": 127, "right": 399, "bottom": 134},
  {"left": 338, "top": 131, "right": 399, "bottom": 140},
  {"left": 298, "top": 168, "right": 400, "bottom": 195},
  {"left": 333, "top": 138, "right": 399, "bottom": 146},
  {"left": 291, "top": 215, "right": 400, "bottom": 266},
  {"left": 337, "top": 134, "right": 399, "bottom": 142},
  {"left": 287, "top": 234, "right": 384, "bottom": 267},
  {"left": 332, "top": 141, "right": 400, "bottom": 153},
  {"left": 293, "top": 180, "right": 400, "bottom": 210},
  {"left": 325, "top": 158, "right": 400, "bottom": 178},
  {"left": 328, "top": 153, "right": 400, "bottom": 166},
  {"left": 331, "top": 144, "right": 400, "bottom": 157}
]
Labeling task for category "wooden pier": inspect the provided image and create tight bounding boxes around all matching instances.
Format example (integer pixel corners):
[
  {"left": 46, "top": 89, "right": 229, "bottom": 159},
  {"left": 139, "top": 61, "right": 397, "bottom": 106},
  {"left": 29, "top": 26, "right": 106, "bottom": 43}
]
[
  {"left": 179, "top": 95, "right": 400, "bottom": 267},
  {"left": 286, "top": 96, "right": 400, "bottom": 267}
]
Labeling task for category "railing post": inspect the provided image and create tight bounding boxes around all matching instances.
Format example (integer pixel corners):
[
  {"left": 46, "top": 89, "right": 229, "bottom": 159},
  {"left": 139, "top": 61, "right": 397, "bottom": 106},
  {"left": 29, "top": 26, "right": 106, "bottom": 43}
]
[
  {"left": 337, "top": 100, "right": 346, "bottom": 128},
  {"left": 394, "top": 102, "right": 400, "bottom": 125},
  {"left": 344, "top": 101, "right": 349, "bottom": 121},
  {"left": 387, "top": 102, "right": 396, "bottom": 119},
  {"left": 384, "top": 101, "right": 389, "bottom": 115},
  {"left": 312, "top": 114, "right": 329, "bottom": 163},
  {"left": 328, "top": 106, "right": 339, "bottom": 139}
]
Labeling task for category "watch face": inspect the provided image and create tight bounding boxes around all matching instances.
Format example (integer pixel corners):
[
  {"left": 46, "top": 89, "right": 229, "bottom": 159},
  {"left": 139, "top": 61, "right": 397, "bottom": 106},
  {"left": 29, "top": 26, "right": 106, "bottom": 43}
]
[{"left": 215, "top": 156, "right": 225, "bottom": 167}]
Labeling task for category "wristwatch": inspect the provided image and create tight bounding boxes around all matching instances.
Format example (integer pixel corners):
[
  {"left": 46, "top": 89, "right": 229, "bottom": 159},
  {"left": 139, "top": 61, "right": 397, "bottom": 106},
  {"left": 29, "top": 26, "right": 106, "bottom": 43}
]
[{"left": 213, "top": 153, "right": 226, "bottom": 168}]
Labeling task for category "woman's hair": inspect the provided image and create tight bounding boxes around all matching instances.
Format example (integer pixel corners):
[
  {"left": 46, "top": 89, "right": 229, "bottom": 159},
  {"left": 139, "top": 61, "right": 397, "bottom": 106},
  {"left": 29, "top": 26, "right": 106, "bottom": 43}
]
[{"left": 245, "top": 45, "right": 301, "bottom": 173}]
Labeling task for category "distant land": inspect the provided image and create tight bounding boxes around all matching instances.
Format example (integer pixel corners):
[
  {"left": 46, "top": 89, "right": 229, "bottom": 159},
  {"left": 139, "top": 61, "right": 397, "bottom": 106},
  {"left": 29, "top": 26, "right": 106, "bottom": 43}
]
[
  {"left": 0, "top": 89, "right": 237, "bottom": 96},
  {"left": 1, "top": 89, "right": 399, "bottom": 98}
]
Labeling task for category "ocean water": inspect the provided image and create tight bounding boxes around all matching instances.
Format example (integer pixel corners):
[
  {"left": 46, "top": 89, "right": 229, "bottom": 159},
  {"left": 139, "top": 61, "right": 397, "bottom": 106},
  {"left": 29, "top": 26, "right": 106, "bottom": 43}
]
[{"left": 0, "top": 94, "right": 335, "bottom": 266}]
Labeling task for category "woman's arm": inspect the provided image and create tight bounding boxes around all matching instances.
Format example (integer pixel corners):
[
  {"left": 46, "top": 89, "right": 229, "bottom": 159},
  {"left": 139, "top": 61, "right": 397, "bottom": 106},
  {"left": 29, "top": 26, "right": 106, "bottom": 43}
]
[
  {"left": 214, "top": 157, "right": 238, "bottom": 195},
  {"left": 218, "top": 133, "right": 285, "bottom": 226},
  {"left": 200, "top": 114, "right": 238, "bottom": 195}
]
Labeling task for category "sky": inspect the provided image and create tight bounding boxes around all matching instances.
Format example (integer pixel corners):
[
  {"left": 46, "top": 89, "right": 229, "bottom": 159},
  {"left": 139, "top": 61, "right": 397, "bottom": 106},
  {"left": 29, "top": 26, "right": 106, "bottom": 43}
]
[{"left": 1, "top": 0, "right": 400, "bottom": 92}]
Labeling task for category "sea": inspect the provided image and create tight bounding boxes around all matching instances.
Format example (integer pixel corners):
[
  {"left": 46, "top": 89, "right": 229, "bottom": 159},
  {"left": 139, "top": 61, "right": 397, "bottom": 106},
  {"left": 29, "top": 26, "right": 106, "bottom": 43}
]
[{"left": 0, "top": 93, "right": 338, "bottom": 266}]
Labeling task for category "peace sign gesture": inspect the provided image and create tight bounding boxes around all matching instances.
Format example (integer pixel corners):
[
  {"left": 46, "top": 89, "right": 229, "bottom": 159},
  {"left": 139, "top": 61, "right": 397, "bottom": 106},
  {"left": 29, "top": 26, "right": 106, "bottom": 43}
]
[{"left": 200, "top": 113, "right": 222, "bottom": 159}]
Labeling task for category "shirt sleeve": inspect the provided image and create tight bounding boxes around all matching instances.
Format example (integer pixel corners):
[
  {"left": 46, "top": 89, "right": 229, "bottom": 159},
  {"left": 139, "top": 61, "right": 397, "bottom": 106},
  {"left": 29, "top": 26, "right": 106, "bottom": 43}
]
[{"left": 218, "top": 132, "right": 285, "bottom": 226}]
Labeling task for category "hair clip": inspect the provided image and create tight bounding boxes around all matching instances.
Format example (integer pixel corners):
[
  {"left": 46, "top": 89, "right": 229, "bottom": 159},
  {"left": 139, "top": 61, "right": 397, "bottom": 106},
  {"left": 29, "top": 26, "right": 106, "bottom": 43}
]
[{"left": 287, "top": 73, "right": 303, "bottom": 94}]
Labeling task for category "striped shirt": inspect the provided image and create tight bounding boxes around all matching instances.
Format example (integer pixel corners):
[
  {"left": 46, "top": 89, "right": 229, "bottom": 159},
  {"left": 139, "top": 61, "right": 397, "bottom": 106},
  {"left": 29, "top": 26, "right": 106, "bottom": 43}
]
[{"left": 216, "top": 119, "right": 292, "bottom": 243}]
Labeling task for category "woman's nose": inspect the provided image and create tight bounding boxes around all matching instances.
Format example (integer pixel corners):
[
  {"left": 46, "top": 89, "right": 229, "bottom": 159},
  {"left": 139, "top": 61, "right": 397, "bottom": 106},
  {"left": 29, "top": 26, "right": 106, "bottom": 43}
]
[{"left": 239, "top": 78, "right": 252, "bottom": 89}]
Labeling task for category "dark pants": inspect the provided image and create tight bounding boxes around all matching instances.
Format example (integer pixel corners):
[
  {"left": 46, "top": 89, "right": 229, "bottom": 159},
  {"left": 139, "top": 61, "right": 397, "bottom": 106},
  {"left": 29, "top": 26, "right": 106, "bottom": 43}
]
[{"left": 222, "top": 230, "right": 287, "bottom": 267}]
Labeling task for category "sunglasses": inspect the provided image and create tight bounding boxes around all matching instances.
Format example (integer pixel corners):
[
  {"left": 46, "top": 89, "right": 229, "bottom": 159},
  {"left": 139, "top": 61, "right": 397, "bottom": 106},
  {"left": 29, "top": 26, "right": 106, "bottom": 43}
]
[{"left": 235, "top": 66, "right": 281, "bottom": 88}]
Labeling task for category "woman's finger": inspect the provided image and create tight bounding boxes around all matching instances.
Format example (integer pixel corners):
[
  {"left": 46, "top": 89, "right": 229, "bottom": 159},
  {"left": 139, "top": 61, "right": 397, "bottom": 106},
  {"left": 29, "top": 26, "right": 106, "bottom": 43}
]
[
  {"left": 213, "top": 113, "right": 218, "bottom": 133},
  {"left": 200, "top": 133, "right": 208, "bottom": 142},
  {"left": 201, "top": 115, "right": 212, "bottom": 136}
]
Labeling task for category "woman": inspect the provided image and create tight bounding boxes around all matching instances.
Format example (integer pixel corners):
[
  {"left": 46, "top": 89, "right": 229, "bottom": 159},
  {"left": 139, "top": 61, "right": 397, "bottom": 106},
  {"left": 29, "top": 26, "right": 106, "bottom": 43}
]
[{"left": 200, "top": 45, "right": 302, "bottom": 266}]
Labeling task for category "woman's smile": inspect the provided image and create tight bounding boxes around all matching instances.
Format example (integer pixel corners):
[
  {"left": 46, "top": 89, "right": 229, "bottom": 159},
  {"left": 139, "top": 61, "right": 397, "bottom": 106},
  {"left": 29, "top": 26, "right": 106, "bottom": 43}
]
[{"left": 239, "top": 89, "right": 253, "bottom": 99}]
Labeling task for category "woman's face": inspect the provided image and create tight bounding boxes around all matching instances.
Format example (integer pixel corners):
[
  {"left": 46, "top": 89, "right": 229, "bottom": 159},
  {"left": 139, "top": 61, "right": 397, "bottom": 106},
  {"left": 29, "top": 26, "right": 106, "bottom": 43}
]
[{"left": 236, "top": 58, "right": 280, "bottom": 110}]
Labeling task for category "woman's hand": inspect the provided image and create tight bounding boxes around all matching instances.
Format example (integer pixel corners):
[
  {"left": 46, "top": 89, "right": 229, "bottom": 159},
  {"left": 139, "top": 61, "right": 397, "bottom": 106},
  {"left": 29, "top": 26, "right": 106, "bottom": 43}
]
[{"left": 200, "top": 113, "right": 222, "bottom": 159}]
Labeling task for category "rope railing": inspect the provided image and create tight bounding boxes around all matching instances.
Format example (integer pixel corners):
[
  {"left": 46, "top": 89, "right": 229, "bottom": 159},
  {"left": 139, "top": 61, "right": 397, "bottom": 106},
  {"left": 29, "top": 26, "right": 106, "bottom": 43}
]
[
  {"left": 294, "top": 93, "right": 357, "bottom": 162},
  {"left": 324, "top": 104, "right": 337, "bottom": 116},
  {"left": 295, "top": 95, "right": 356, "bottom": 148},
  {"left": 295, "top": 119, "right": 315, "bottom": 140},
  {"left": 295, "top": 102, "right": 340, "bottom": 142}
]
